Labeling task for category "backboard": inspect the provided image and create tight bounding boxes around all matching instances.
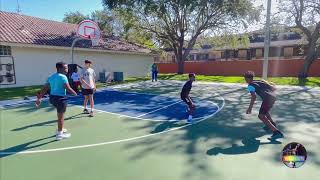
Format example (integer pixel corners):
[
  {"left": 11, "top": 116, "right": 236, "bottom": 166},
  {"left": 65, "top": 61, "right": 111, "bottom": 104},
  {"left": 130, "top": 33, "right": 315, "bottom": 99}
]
[{"left": 77, "top": 20, "right": 101, "bottom": 46}]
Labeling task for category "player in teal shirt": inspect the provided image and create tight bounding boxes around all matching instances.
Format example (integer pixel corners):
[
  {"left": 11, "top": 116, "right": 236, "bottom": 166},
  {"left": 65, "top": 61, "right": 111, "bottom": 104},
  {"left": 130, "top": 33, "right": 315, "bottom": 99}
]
[
  {"left": 36, "top": 62, "right": 77, "bottom": 141},
  {"left": 47, "top": 73, "right": 69, "bottom": 96}
]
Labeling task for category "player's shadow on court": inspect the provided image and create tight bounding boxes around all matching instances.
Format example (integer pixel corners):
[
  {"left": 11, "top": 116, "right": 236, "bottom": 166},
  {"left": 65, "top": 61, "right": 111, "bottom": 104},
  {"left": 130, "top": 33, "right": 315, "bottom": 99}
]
[
  {"left": 0, "top": 135, "right": 56, "bottom": 158},
  {"left": 151, "top": 121, "right": 185, "bottom": 133},
  {"left": 11, "top": 113, "right": 85, "bottom": 131},
  {"left": 206, "top": 137, "right": 281, "bottom": 156}
]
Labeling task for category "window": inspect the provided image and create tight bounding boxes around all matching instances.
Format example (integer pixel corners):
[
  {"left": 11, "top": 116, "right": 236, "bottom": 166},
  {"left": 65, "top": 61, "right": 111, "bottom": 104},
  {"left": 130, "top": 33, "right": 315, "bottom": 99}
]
[
  {"left": 196, "top": 54, "right": 209, "bottom": 60},
  {"left": 187, "top": 54, "right": 195, "bottom": 61},
  {"left": 250, "top": 49, "right": 256, "bottom": 58},
  {"left": 0, "top": 45, "right": 12, "bottom": 55},
  {"left": 293, "top": 46, "right": 306, "bottom": 56},
  {"left": 172, "top": 55, "right": 176, "bottom": 62}
]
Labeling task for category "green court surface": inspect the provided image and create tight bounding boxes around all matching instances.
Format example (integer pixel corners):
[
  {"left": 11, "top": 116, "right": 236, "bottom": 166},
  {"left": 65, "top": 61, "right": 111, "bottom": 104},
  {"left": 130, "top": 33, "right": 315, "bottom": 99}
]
[{"left": 1, "top": 81, "right": 320, "bottom": 180}]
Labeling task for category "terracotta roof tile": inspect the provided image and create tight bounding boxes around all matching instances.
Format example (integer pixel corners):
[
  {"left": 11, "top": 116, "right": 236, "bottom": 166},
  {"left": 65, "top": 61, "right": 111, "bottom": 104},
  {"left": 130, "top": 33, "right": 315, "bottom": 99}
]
[{"left": 0, "top": 11, "right": 151, "bottom": 54}]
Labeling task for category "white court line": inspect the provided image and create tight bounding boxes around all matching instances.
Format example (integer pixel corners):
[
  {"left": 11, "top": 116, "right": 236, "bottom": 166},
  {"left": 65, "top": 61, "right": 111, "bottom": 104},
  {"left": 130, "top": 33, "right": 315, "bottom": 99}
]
[
  {"left": 136, "top": 100, "right": 182, "bottom": 118},
  {"left": 0, "top": 93, "right": 225, "bottom": 155},
  {"left": 72, "top": 97, "right": 219, "bottom": 122},
  {"left": 72, "top": 101, "right": 218, "bottom": 122}
]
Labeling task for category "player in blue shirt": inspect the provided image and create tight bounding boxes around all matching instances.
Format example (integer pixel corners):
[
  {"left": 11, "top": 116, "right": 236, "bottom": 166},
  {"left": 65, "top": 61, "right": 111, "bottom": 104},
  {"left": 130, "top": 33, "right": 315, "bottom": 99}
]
[
  {"left": 181, "top": 73, "right": 196, "bottom": 123},
  {"left": 244, "top": 71, "right": 283, "bottom": 139},
  {"left": 36, "top": 62, "right": 77, "bottom": 141}
]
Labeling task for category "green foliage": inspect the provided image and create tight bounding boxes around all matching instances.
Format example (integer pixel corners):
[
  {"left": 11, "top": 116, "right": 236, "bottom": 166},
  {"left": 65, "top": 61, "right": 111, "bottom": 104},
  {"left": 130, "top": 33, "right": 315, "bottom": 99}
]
[
  {"left": 62, "top": 9, "right": 154, "bottom": 48},
  {"left": 63, "top": 11, "right": 88, "bottom": 24},
  {"left": 156, "top": 74, "right": 320, "bottom": 87},
  {"left": 103, "top": 0, "right": 260, "bottom": 69},
  {"left": 196, "top": 33, "right": 250, "bottom": 50},
  {"left": 113, "top": 8, "right": 156, "bottom": 49},
  {"left": 90, "top": 10, "right": 113, "bottom": 34}
]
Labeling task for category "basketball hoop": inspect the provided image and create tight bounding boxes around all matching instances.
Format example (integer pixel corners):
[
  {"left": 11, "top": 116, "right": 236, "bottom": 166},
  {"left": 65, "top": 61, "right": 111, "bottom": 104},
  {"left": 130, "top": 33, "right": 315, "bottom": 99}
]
[
  {"left": 77, "top": 20, "right": 101, "bottom": 46},
  {"left": 71, "top": 20, "right": 102, "bottom": 63}
]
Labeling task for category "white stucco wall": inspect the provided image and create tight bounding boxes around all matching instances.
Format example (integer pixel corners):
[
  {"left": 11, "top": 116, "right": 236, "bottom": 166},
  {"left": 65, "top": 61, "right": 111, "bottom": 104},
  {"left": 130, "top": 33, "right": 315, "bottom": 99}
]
[{"left": 1, "top": 46, "right": 154, "bottom": 88}]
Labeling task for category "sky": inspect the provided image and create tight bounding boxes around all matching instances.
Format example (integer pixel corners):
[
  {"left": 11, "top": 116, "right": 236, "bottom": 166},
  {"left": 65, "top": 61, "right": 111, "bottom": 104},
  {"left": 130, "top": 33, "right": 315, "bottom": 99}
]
[
  {"left": 0, "top": 0, "right": 105, "bottom": 21},
  {"left": 1, "top": 0, "right": 281, "bottom": 35},
  {"left": 1, "top": 0, "right": 279, "bottom": 23}
]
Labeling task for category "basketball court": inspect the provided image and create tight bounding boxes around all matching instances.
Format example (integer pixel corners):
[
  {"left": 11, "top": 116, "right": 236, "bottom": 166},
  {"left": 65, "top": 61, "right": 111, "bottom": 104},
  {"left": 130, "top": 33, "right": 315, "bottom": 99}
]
[{"left": 1, "top": 80, "right": 319, "bottom": 180}]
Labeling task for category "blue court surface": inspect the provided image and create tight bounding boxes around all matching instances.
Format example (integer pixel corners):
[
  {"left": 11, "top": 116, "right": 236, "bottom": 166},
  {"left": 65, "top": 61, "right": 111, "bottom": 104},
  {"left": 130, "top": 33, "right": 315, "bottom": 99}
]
[{"left": 68, "top": 89, "right": 218, "bottom": 121}]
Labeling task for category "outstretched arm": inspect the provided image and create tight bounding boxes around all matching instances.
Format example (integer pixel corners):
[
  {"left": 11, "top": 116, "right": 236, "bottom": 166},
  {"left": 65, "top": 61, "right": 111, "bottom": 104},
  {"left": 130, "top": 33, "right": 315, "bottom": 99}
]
[
  {"left": 246, "top": 92, "right": 256, "bottom": 114},
  {"left": 35, "top": 83, "right": 49, "bottom": 107}
]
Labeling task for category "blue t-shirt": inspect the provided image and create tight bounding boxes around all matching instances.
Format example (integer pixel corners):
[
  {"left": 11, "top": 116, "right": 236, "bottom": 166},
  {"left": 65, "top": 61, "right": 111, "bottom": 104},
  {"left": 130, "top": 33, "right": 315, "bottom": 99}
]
[
  {"left": 47, "top": 73, "right": 69, "bottom": 96},
  {"left": 247, "top": 85, "right": 256, "bottom": 93}
]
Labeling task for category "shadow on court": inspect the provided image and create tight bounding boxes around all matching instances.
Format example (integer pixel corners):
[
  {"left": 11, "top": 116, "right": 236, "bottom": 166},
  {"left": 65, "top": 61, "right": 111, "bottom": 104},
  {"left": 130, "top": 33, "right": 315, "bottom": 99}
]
[
  {"left": 116, "top": 83, "right": 320, "bottom": 179},
  {"left": 0, "top": 135, "right": 56, "bottom": 158},
  {"left": 11, "top": 113, "right": 86, "bottom": 131},
  {"left": 151, "top": 121, "right": 186, "bottom": 133},
  {"left": 206, "top": 136, "right": 281, "bottom": 156}
]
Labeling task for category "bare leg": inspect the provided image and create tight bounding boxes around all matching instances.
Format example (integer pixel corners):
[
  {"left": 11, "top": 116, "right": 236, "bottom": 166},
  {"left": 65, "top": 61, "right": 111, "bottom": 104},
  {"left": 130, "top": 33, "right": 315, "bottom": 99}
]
[
  {"left": 266, "top": 112, "right": 276, "bottom": 126},
  {"left": 84, "top": 95, "right": 89, "bottom": 109},
  {"left": 57, "top": 112, "right": 64, "bottom": 132},
  {"left": 89, "top": 94, "right": 94, "bottom": 112},
  {"left": 258, "top": 114, "right": 279, "bottom": 132},
  {"left": 188, "top": 105, "right": 195, "bottom": 115}
]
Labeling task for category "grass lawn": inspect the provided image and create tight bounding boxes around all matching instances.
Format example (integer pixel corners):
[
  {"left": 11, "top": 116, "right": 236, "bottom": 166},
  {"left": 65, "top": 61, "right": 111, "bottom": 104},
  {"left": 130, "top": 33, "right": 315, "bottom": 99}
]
[
  {"left": 0, "top": 77, "right": 149, "bottom": 101},
  {"left": 1, "top": 74, "right": 319, "bottom": 100},
  {"left": 158, "top": 74, "right": 320, "bottom": 87}
]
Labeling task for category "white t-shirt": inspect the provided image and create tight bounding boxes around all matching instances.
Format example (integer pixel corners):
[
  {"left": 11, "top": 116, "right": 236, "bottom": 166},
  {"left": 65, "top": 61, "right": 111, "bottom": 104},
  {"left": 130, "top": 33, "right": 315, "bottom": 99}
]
[
  {"left": 80, "top": 68, "right": 96, "bottom": 89},
  {"left": 71, "top": 72, "right": 80, "bottom": 82}
]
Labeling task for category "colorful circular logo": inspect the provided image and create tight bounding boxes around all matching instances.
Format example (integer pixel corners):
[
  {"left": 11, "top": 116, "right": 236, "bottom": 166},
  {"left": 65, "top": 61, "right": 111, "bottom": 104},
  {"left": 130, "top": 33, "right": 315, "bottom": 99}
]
[{"left": 281, "top": 142, "right": 307, "bottom": 168}]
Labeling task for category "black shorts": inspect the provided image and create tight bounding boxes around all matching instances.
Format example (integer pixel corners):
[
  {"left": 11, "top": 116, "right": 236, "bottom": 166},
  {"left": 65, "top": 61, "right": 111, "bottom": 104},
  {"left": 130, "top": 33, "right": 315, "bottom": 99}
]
[
  {"left": 49, "top": 95, "right": 67, "bottom": 113},
  {"left": 82, "top": 88, "right": 94, "bottom": 95},
  {"left": 259, "top": 98, "right": 275, "bottom": 115},
  {"left": 181, "top": 95, "right": 192, "bottom": 106}
]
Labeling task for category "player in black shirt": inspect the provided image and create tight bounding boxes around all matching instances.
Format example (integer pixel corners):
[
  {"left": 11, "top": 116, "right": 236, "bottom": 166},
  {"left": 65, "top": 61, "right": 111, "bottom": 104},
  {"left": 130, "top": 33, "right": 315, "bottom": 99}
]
[
  {"left": 181, "top": 73, "right": 196, "bottom": 123},
  {"left": 244, "top": 71, "right": 284, "bottom": 139}
]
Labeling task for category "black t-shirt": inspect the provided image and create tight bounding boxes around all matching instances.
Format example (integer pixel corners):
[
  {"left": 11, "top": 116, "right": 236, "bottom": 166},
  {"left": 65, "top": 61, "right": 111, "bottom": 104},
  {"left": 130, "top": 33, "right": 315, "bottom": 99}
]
[
  {"left": 248, "top": 80, "right": 276, "bottom": 101},
  {"left": 181, "top": 80, "right": 192, "bottom": 97}
]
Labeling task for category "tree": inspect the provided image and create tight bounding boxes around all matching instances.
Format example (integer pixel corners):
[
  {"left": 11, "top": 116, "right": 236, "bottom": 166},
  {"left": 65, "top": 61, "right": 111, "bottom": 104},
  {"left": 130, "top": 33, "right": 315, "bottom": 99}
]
[
  {"left": 113, "top": 9, "right": 157, "bottom": 49},
  {"left": 278, "top": 0, "right": 320, "bottom": 78},
  {"left": 62, "top": 9, "right": 154, "bottom": 48},
  {"left": 90, "top": 10, "right": 114, "bottom": 35},
  {"left": 63, "top": 10, "right": 114, "bottom": 36},
  {"left": 63, "top": 11, "right": 88, "bottom": 24},
  {"left": 103, "top": 0, "right": 260, "bottom": 74},
  {"left": 195, "top": 33, "right": 250, "bottom": 50}
]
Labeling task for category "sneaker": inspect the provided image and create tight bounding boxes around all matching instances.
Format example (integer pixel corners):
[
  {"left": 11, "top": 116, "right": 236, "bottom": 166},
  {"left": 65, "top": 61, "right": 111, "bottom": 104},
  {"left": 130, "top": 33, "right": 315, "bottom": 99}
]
[
  {"left": 56, "top": 132, "right": 71, "bottom": 141},
  {"left": 56, "top": 128, "right": 68, "bottom": 134},
  {"left": 89, "top": 111, "right": 94, "bottom": 117},
  {"left": 269, "top": 131, "right": 284, "bottom": 140},
  {"left": 83, "top": 109, "right": 89, "bottom": 114},
  {"left": 187, "top": 116, "right": 193, "bottom": 124}
]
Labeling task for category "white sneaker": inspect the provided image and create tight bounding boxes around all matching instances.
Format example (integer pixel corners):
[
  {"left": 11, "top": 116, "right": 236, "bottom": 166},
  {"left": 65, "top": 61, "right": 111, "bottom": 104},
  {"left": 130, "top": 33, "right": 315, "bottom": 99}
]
[
  {"left": 187, "top": 115, "right": 193, "bottom": 124},
  {"left": 89, "top": 111, "right": 94, "bottom": 117},
  {"left": 56, "top": 132, "right": 71, "bottom": 141},
  {"left": 56, "top": 128, "right": 67, "bottom": 134}
]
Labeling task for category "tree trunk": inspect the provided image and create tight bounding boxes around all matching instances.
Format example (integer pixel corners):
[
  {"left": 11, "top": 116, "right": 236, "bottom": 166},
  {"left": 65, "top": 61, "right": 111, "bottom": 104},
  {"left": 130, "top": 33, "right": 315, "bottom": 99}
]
[
  {"left": 298, "top": 43, "right": 318, "bottom": 79},
  {"left": 177, "top": 56, "right": 184, "bottom": 74},
  {"left": 299, "top": 56, "right": 314, "bottom": 78},
  {"left": 176, "top": 47, "right": 184, "bottom": 74}
]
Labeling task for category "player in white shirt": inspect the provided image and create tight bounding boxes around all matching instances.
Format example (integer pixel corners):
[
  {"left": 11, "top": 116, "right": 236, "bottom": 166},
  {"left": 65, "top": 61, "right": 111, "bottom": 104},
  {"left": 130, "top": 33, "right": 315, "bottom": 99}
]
[
  {"left": 71, "top": 68, "right": 80, "bottom": 93},
  {"left": 80, "top": 60, "right": 96, "bottom": 117}
]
